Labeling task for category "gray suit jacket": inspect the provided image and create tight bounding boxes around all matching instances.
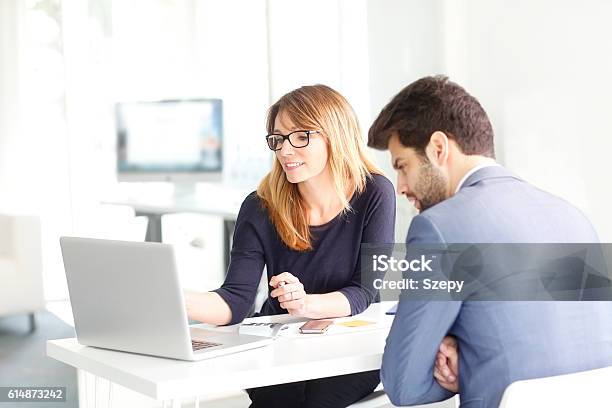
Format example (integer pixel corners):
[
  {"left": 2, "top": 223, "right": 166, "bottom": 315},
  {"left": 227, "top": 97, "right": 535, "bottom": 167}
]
[{"left": 381, "top": 166, "right": 612, "bottom": 408}]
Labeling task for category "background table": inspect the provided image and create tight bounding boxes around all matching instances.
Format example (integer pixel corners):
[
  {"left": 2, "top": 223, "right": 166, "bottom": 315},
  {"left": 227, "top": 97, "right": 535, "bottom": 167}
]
[{"left": 105, "top": 185, "right": 248, "bottom": 271}]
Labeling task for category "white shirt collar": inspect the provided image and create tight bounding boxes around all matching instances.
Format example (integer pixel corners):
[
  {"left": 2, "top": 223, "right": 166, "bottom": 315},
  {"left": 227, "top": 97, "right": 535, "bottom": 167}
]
[{"left": 454, "top": 163, "right": 500, "bottom": 194}]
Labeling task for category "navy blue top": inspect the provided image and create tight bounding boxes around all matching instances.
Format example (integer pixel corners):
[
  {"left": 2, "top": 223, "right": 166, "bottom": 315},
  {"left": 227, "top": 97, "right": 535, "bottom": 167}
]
[{"left": 213, "top": 174, "right": 396, "bottom": 325}]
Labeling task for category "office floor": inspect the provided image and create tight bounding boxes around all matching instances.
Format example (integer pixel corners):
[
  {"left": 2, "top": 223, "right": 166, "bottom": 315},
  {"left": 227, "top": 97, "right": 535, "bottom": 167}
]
[{"left": 0, "top": 311, "right": 78, "bottom": 408}]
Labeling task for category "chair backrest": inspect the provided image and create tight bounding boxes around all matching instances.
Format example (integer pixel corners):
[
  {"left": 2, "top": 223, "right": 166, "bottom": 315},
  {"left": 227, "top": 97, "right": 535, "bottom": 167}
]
[
  {"left": 348, "top": 389, "right": 458, "bottom": 408},
  {"left": 0, "top": 214, "right": 18, "bottom": 256},
  {"left": 499, "top": 366, "right": 612, "bottom": 408}
]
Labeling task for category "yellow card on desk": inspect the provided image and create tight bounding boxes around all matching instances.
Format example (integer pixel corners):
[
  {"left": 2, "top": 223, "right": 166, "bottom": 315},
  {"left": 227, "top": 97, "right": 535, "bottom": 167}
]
[{"left": 337, "top": 320, "right": 375, "bottom": 328}]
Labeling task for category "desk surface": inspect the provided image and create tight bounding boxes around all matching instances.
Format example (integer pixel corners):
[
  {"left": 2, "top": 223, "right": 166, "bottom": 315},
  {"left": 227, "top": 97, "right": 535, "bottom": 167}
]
[{"left": 47, "top": 302, "right": 395, "bottom": 400}]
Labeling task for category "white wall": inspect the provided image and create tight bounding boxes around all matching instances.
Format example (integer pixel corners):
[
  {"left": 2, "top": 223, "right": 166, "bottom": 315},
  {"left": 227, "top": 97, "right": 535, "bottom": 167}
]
[
  {"left": 267, "top": 0, "right": 371, "bottom": 132},
  {"left": 366, "top": 0, "right": 446, "bottom": 240},
  {"left": 0, "top": 0, "right": 21, "bottom": 205},
  {"left": 365, "top": 0, "right": 612, "bottom": 241},
  {"left": 0, "top": 1, "right": 74, "bottom": 300},
  {"left": 456, "top": 0, "right": 612, "bottom": 240}
]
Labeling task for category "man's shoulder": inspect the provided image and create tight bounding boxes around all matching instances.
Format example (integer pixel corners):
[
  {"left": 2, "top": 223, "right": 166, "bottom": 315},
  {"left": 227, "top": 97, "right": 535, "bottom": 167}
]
[
  {"left": 417, "top": 187, "right": 483, "bottom": 228},
  {"left": 415, "top": 175, "right": 598, "bottom": 243}
]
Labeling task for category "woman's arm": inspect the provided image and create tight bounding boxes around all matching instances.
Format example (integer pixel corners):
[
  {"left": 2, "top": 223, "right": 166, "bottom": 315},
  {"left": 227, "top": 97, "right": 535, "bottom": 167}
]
[
  {"left": 303, "top": 292, "right": 351, "bottom": 319},
  {"left": 186, "top": 193, "right": 266, "bottom": 326},
  {"left": 184, "top": 290, "right": 233, "bottom": 326}
]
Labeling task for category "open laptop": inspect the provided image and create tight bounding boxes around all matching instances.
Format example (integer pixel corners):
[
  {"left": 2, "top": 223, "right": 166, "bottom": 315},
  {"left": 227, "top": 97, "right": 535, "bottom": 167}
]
[{"left": 59, "top": 236, "right": 272, "bottom": 361}]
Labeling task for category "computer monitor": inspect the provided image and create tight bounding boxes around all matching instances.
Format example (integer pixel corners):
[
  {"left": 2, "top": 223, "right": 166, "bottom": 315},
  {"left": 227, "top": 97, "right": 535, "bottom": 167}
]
[{"left": 116, "top": 98, "right": 223, "bottom": 184}]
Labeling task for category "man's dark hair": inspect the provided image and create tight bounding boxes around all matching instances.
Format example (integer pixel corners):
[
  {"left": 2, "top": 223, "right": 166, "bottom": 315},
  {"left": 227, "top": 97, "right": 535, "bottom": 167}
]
[{"left": 368, "top": 75, "right": 495, "bottom": 158}]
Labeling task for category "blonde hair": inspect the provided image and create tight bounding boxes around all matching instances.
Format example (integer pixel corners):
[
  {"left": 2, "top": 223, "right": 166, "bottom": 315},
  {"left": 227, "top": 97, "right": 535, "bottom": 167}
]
[{"left": 257, "top": 84, "right": 382, "bottom": 251}]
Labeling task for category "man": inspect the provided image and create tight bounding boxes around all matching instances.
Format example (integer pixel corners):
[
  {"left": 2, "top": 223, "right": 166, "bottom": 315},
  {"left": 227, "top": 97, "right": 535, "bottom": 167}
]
[{"left": 368, "top": 76, "right": 612, "bottom": 408}]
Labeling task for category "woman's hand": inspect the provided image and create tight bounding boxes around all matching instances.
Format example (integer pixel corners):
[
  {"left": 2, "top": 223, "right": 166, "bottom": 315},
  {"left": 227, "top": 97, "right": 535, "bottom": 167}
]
[{"left": 270, "top": 272, "right": 310, "bottom": 317}]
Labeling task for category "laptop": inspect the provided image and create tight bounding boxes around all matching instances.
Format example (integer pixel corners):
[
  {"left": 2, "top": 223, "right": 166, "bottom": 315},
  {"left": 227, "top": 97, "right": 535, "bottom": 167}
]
[{"left": 59, "top": 236, "right": 272, "bottom": 361}]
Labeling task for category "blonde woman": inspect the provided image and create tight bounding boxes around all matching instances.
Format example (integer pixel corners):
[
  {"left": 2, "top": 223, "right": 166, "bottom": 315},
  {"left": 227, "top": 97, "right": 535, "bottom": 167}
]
[{"left": 186, "top": 85, "right": 396, "bottom": 407}]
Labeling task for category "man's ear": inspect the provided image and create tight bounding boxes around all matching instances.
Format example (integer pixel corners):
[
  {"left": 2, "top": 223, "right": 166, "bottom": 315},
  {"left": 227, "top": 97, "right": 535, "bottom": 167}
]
[{"left": 425, "top": 131, "right": 450, "bottom": 166}]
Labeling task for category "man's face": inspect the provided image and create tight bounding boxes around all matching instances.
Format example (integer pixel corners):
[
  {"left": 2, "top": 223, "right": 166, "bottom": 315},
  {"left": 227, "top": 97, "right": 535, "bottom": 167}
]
[{"left": 388, "top": 133, "right": 449, "bottom": 212}]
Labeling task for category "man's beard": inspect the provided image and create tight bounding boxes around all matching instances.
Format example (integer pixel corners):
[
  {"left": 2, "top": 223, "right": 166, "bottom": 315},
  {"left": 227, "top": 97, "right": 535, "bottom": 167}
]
[{"left": 414, "top": 161, "right": 448, "bottom": 211}]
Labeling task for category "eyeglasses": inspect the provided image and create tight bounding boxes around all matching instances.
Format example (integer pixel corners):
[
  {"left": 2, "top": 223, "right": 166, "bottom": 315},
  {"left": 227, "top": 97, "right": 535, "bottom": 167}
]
[{"left": 265, "top": 130, "right": 320, "bottom": 151}]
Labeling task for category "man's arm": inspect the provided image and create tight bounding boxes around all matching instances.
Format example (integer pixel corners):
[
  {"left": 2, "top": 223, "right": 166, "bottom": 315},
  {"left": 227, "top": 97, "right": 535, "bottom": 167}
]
[
  {"left": 382, "top": 299, "right": 460, "bottom": 405},
  {"left": 381, "top": 214, "right": 460, "bottom": 406}
]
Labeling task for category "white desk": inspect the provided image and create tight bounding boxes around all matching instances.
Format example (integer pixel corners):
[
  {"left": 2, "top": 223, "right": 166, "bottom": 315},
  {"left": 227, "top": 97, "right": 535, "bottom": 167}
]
[{"left": 47, "top": 302, "right": 395, "bottom": 407}]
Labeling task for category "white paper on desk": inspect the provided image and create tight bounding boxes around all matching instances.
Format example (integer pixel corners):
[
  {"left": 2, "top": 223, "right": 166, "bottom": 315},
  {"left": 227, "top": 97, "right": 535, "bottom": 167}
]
[
  {"left": 239, "top": 322, "right": 288, "bottom": 338},
  {"left": 189, "top": 314, "right": 307, "bottom": 336},
  {"left": 233, "top": 314, "right": 307, "bottom": 338}
]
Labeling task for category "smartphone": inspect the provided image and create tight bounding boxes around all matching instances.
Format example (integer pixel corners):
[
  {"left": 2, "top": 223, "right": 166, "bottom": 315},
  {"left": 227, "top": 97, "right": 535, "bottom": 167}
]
[{"left": 299, "top": 320, "right": 333, "bottom": 334}]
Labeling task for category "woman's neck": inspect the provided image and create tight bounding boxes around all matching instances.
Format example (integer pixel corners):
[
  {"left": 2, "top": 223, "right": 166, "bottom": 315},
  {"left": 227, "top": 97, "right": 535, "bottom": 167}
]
[{"left": 298, "top": 169, "right": 345, "bottom": 226}]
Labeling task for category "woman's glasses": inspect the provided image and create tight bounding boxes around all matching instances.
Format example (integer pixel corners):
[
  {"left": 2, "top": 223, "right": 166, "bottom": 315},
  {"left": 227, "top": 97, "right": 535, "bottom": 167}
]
[{"left": 265, "top": 130, "right": 320, "bottom": 151}]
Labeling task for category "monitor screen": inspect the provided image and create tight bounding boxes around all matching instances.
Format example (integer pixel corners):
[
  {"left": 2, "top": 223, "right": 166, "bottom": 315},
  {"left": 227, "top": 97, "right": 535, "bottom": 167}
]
[{"left": 116, "top": 99, "right": 223, "bottom": 181}]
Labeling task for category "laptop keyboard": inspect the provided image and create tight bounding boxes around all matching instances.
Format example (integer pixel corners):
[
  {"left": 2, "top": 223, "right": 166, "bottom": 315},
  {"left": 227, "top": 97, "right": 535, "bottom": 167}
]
[{"left": 191, "top": 339, "right": 221, "bottom": 351}]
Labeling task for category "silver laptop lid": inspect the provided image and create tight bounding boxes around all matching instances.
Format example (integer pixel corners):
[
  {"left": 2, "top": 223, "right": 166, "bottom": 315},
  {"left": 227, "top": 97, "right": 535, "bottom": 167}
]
[{"left": 59, "top": 237, "right": 193, "bottom": 360}]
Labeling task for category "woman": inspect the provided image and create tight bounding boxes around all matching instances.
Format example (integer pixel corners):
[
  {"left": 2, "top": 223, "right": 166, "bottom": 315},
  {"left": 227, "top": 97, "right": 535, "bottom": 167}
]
[{"left": 186, "top": 84, "right": 396, "bottom": 407}]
